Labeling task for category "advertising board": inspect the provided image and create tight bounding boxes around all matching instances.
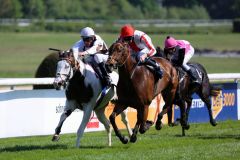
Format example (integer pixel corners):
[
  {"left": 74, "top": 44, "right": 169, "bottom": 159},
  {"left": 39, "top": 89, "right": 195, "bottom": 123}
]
[{"left": 174, "top": 83, "right": 239, "bottom": 123}]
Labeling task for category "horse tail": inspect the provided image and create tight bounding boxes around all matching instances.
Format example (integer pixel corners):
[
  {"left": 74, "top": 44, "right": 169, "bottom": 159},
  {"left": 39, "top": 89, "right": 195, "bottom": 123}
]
[{"left": 210, "top": 85, "right": 221, "bottom": 96}]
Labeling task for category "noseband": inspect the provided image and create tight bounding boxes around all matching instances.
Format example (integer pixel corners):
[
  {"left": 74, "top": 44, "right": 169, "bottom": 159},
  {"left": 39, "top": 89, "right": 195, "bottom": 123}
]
[{"left": 58, "top": 56, "right": 79, "bottom": 82}]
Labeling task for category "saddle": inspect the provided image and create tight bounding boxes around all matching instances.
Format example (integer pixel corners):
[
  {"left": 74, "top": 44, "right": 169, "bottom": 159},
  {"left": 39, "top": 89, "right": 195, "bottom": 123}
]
[
  {"left": 176, "top": 64, "right": 202, "bottom": 87},
  {"left": 167, "top": 48, "right": 202, "bottom": 84},
  {"left": 142, "top": 58, "right": 163, "bottom": 79}
]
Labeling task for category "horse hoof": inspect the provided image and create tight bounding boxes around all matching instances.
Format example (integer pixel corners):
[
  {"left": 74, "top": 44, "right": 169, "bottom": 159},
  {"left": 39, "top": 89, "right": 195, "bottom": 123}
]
[
  {"left": 210, "top": 120, "right": 217, "bottom": 126},
  {"left": 52, "top": 134, "right": 60, "bottom": 142},
  {"left": 168, "top": 123, "right": 177, "bottom": 127},
  {"left": 146, "top": 120, "right": 154, "bottom": 126},
  {"left": 184, "top": 124, "right": 190, "bottom": 130},
  {"left": 174, "top": 121, "right": 180, "bottom": 126},
  {"left": 120, "top": 136, "right": 129, "bottom": 144},
  {"left": 155, "top": 121, "right": 162, "bottom": 130},
  {"left": 130, "top": 135, "right": 137, "bottom": 143},
  {"left": 139, "top": 128, "right": 146, "bottom": 134}
]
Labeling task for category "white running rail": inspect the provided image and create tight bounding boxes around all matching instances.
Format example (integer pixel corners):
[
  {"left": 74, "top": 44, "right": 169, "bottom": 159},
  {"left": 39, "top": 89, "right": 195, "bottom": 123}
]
[{"left": 0, "top": 73, "right": 240, "bottom": 87}]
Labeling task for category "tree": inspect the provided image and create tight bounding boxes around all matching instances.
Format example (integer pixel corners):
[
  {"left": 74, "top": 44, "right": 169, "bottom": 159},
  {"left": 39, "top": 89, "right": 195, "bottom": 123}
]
[
  {"left": 129, "top": 0, "right": 165, "bottom": 18},
  {"left": 162, "top": 0, "right": 200, "bottom": 8},
  {"left": 0, "top": 0, "right": 22, "bottom": 18},
  {"left": 20, "top": 0, "right": 45, "bottom": 19},
  {"left": 200, "top": 0, "right": 240, "bottom": 19}
]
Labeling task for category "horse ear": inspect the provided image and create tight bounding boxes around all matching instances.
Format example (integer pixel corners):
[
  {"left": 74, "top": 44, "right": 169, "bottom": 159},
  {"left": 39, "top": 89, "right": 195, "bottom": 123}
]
[
  {"left": 156, "top": 46, "right": 164, "bottom": 57},
  {"left": 59, "top": 51, "right": 65, "bottom": 58},
  {"left": 69, "top": 49, "right": 74, "bottom": 57},
  {"left": 122, "top": 42, "right": 129, "bottom": 52}
]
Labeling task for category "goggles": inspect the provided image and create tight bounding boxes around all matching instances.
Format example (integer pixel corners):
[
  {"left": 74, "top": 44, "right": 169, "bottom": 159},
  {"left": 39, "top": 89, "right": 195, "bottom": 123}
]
[
  {"left": 122, "top": 36, "right": 133, "bottom": 42},
  {"left": 82, "top": 36, "right": 94, "bottom": 42}
]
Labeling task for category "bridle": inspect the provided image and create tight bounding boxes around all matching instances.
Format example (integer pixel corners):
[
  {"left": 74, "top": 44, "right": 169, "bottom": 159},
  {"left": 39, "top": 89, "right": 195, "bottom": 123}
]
[
  {"left": 108, "top": 42, "right": 131, "bottom": 68},
  {"left": 57, "top": 52, "right": 79, "bottom": 83}
]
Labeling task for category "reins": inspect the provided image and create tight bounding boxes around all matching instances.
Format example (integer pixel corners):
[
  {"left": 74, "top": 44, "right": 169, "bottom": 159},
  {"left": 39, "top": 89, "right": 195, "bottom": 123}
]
[
  {"left": 117, "top": 49, "right": 131, "bottom": 67},
  {"left": 130, "top": 60, "right": 141, "bottom": 79},
  {"left": 117, "top": 45, "right": 137, "bottom": 79}
]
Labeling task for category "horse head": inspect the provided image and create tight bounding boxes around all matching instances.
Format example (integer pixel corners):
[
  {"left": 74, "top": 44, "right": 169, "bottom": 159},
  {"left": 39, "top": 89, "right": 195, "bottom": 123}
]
[
  {"left": 53, "top": 49, "right": 76, "bottom": 90},
  {"left": 106, "top": 42, "right": 130, "bottom": 69}
]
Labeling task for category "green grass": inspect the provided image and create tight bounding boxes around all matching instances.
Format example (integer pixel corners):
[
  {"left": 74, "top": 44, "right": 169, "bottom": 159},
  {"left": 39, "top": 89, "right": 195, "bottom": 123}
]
[
  {"left": 0, "top": 32, "right": 240, "bottom": 77},
  {"left": 191, "top": 56, "right": 240, "bottom": 73},
  {"left": 0, "top": 120, "right": 239, "bottom": 160}
]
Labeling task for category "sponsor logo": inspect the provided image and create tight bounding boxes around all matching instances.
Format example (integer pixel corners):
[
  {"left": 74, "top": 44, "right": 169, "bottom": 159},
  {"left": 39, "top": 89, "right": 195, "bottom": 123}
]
[
  {"left": 55, "top": 104, "right": 80, "bottom": 113},
  {"left": 191, "top": 99, "right": 205, "bottom": 108},
  {"left": 212, "top": 91, "right": 223, "bottom": 119},
  {"left": 87, "top": 112, "right": 99, "bottom": 129},
  {"left": 211, "top": 91, "right": 235, "bottom": 118},
  {"left": 56, "top": 104, "right": 65, "bottom": 113}
]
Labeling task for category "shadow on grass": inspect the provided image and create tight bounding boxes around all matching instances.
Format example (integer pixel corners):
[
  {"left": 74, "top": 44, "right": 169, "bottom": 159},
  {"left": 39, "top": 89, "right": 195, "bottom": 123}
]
[
  {"left": 0, "top": 144, "right": 67, "bottom": 152},
  {"left": 79, "top": 145, "right": 108, "bottom": 149},
  {"left": 79, "top": 144, "right": 130, "bottom": 149},
  {"left": 197, "top": 134, "right": 240, "bottom": 140},
  {"left": 173, "top": 134, "right": 240, "bottom": 140}
]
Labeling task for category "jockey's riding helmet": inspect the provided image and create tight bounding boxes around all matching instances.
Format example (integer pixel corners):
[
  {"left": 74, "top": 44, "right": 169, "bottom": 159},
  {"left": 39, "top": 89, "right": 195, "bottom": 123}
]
[
  {"left": 80, "top": 27, "right": 95, "bottom": 38},
  {"left": 120, "top": 24, "right": 135, "bottom": 38},
  {"left": 80, "top": 27, "right": 95, "bottom": 42},
  {"left": 164, "top": 36, "right": 177, "bottom": 49}
]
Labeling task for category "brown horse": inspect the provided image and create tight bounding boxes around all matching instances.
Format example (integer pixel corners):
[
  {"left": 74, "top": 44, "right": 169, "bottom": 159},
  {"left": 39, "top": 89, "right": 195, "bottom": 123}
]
[{"left": 106, "top": 42, "right": 183, "bottom": 144}]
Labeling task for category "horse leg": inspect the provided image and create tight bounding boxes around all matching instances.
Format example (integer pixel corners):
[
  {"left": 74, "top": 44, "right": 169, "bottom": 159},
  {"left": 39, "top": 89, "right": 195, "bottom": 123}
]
[
  {"left": 120, "top": 109, "right": 133, "bottom": 137},
  {"left": 109, "top": 104, "right": 129, "bottom": 144},
  {"left": 155, "top": 104, "right": 168, "bottom": 130},
  {"left": 185, "top": 98, "right": 192, "bottom": 130},
  {"left": 52, "top": 100, "right": 75, "bottom": 141},
  {"left": 198, "top": 92, "right": 217, "bottom": 126},
  {"left": 167, "top": 105, "right": 174, "bottom": 126},
  {"left": 156, "top": 80, "right": 178, "bottom": 130},
  {"left": 130, "top": 107, "right": 144, "bottom": 143},
  {"left": 139, "top": 105, "right": 152, "bottom": 134},
  {"left": 95, "top": 107, "right": 112, "bottom": 146},
  {"left": 178, "top": 100, "right": 188, "bottom": 136},
  {"left": 76, "top": 105, "right": 93, "bottom": 148}
]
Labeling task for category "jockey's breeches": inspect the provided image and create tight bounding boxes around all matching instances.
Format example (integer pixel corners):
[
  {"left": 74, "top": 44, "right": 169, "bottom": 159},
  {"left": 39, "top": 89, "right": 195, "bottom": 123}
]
[
  {"left": 94, "top": 53, "right": 108, "bottom": 64},
  {"left": 182, "top": 46, "right": 194, "bottom": 70}
]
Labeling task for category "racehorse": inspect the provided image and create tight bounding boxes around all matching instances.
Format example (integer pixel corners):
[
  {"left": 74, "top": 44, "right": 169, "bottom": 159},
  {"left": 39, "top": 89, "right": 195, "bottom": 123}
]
[
  {"left": 156, "top": 47, "right": 221, "bottom": 136},
  {"left": 106, "top": 42, "right": 184, "bottom": 144},
  {"left": 51, "top": 49, "right": 132, "bottom": 147}
]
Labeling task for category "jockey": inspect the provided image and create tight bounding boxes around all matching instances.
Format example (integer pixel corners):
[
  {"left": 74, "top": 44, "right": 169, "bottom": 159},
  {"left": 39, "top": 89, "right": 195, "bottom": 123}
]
[
  {"left": 119, "top": 24, "right": 163, "bottom": 78},
  {"left": 72, "top": 27, "right": 111, "bottom": 87},
  {"left": 164, "top": 36, "right": 201, "bottom": 84}
]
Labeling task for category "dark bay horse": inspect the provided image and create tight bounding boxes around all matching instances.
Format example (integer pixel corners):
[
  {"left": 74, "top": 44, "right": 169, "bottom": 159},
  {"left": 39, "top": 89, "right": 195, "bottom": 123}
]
[
  {"left": 51, "top": 49, "right": 132, "bottom": 147},
  {"left": 106, "top": 42, "right": 183, "bottom": 144},
  {"left": 156, "top": 47, "right": 221, "bottom": 136}
]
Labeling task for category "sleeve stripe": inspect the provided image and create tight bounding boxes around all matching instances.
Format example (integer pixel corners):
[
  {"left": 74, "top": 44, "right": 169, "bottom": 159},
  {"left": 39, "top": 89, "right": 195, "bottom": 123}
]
[{"left": 140, "top": 35, "right": 155, "bottom": 56}]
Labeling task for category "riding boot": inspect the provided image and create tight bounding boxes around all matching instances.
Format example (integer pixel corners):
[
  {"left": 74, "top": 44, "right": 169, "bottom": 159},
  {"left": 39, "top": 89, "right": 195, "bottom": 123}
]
[
  {"left": 145, "top": 58, "right": 163, "bottom": 79},
  {"left": 186, "top": 67, "right": 201, "bottom": 84},
  {"left": 98, "top": 62, "right": 112, "bottom": 87}
]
